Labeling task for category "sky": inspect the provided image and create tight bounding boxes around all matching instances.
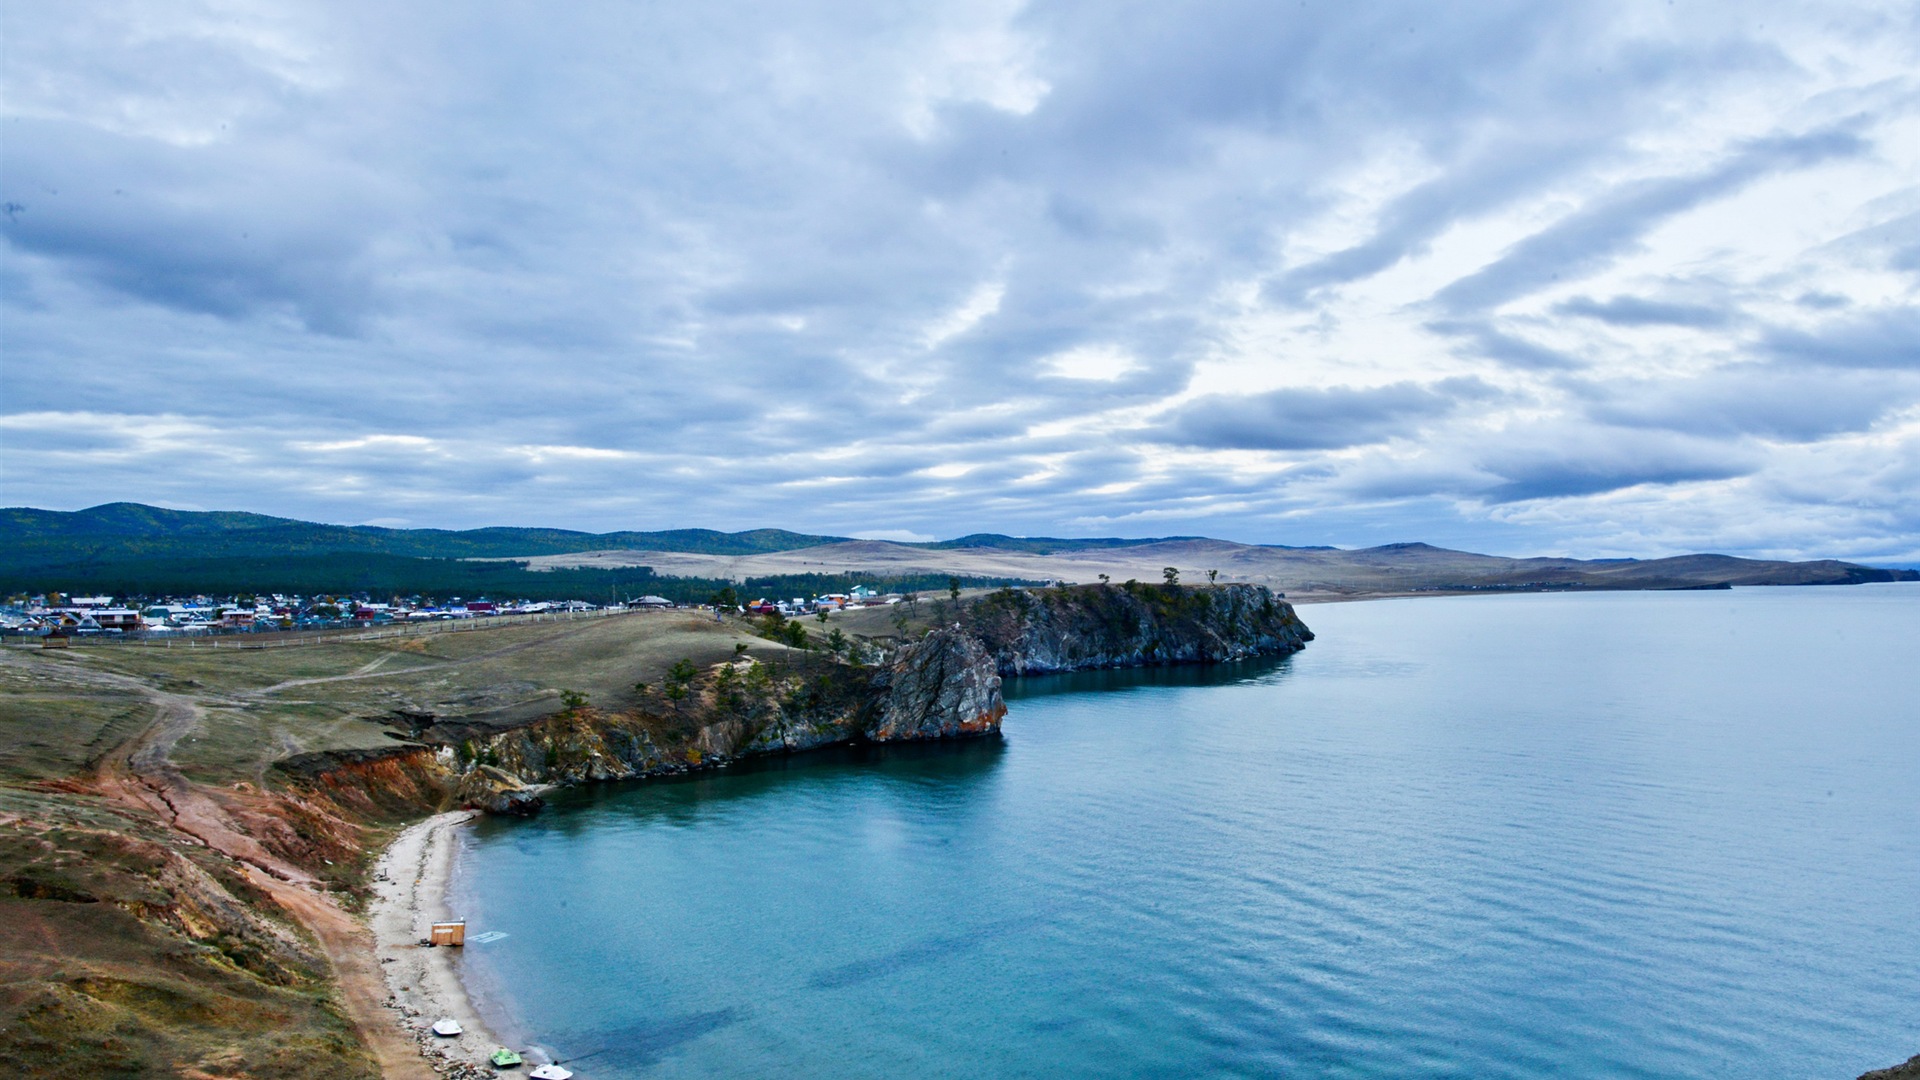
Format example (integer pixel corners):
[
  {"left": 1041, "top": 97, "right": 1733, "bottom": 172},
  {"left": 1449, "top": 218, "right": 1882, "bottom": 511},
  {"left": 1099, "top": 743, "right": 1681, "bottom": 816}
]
[{"left": 3, "top": 1, "right": 1917, "bottom": 560}]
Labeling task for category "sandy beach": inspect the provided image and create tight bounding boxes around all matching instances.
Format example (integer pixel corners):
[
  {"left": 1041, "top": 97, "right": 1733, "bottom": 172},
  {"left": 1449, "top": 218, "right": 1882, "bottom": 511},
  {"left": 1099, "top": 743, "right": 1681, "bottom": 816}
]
[{"left": 371, "top": 810, "right": 524, "bottom": 1077}]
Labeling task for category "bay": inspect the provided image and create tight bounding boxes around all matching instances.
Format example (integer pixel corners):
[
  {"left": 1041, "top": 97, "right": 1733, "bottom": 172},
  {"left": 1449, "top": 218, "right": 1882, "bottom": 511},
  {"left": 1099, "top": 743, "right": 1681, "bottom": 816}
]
[{"left": 451, "top": 585, "right": 1920, "bottom": 1078}]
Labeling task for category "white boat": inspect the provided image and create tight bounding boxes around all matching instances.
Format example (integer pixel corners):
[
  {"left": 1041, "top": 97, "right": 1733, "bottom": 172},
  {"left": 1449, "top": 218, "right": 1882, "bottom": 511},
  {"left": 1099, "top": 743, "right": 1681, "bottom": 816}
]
[
  {"left": 529, "top": 1066, "right": 572, "bottom": 1079},
  {"left": 430, "top": 1018, "right": 463, "bottom": 1037}
]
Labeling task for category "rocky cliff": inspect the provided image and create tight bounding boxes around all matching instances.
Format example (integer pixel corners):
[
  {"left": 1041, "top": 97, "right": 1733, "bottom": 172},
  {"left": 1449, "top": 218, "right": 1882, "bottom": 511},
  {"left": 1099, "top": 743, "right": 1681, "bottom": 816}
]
[
  {"left": 279, "top": 626, "right": 1005, "bottom": 816},
  {"left": 961, "top": 582, "right": 1312, "bottom": 675},
  {"left": 865, "top": 628, "right": 1007, "bottom": 740},
  {"left": 279, "top": 587, "right": 1306, "bottom": 817}
]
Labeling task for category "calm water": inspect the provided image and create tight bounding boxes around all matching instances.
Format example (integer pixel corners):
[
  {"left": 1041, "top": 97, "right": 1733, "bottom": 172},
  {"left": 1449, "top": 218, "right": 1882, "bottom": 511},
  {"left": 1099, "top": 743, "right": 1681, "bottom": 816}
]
[{"left": 451, "top": 586, "right": 1920, "bottom": 1079}]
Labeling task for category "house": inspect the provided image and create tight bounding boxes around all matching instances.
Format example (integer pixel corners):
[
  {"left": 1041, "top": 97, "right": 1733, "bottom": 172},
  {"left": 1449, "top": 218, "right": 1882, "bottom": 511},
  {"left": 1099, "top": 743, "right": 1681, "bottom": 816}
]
[
  {"left": 628, "top": 595, "right": 673, "bottom": 608},
  {"left": 91, "top": 609, "right": 144, "bottom": 631}
]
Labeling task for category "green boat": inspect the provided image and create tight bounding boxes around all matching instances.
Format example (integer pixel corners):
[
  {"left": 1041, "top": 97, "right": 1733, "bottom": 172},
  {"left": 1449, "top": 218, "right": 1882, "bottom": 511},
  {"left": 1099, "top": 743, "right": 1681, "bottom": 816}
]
[{"left": 489, "top": 1047, "right": 524, "bottom": 1068}]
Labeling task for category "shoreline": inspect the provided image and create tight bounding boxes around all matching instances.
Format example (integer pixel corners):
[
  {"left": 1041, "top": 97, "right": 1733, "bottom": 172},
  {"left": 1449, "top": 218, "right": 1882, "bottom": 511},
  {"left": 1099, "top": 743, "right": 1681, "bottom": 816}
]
[{"left": 369, "top": 811, "right": 523, "bottom": 1077}]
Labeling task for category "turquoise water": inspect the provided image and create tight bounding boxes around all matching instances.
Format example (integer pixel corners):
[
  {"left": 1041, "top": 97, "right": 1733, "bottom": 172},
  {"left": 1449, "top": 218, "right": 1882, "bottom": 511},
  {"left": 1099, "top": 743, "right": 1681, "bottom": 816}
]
[{"left": 451, "top": 586, "right": 1920, "bottom": 1078}]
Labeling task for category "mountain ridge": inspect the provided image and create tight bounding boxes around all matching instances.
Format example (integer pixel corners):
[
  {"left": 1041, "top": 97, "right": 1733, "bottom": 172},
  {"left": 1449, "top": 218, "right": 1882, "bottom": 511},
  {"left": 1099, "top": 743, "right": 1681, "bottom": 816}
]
[{"left": 3, "top": 503, "right": 1913, "bottom": 599}]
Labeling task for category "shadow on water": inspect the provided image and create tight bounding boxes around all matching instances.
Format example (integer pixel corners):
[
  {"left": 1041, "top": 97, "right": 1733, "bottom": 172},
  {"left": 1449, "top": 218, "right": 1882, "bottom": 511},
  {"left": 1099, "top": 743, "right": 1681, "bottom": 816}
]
[
  {"left": 549, "top": 1007, "right": 746, "bottom": 1071},
  {"left": 1001, "top": 651, "right": 1298, "bottom": 701},
  {"left": 480, "top": 659, "right": 1296, "bottom": 841},
  {"left": 807, "top": 916, "right": 1032, "bottom": 990}
]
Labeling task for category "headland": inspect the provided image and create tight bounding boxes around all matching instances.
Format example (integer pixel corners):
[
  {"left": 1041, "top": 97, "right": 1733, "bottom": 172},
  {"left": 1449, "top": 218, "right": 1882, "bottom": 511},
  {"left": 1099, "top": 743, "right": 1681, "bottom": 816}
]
[{"left": 0, "top": 582, "right": 1309, "bottom": 1076}]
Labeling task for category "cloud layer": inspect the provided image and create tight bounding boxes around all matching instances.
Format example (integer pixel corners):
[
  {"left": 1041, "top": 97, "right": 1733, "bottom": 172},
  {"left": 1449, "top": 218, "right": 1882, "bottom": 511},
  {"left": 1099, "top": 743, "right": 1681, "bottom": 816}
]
[{"left": 4, "top": 0, "right": 1918, "bottom": 560}]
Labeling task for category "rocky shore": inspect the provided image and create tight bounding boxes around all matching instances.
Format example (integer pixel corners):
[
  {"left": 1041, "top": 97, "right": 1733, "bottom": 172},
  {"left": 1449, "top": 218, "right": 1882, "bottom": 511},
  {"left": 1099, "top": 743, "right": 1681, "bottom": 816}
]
[
  {"left": 965, "top": 581, "right": 1314, "bottom": 675},
  {"left": 281, "top": 584, "right": 1308, "bottom": 820}
]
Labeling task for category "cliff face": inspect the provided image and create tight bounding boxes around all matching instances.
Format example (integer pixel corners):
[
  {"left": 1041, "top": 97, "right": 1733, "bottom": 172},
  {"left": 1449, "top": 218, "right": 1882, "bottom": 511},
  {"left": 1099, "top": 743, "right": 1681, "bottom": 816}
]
[
  {"left": 963, "top": 582, "right": 1313, "bottom": 675},
  {"left": 279, "top": 589, "right": 1305, "bottom": 817},
  {"left": 865, "top": 627, "right": 1006, "bottom": 741},
  {"left": 280, "top": 627, "right": 1005, "bottom": 816}
]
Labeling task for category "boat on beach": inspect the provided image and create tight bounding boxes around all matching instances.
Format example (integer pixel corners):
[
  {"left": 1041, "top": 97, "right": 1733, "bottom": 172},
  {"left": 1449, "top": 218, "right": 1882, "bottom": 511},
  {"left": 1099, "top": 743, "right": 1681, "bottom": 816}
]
[
  {"left": 528, "top": 1065, "right": 572, "bottom": 1079},
  {"left": 490, "top": 1047, "right": 524, "bottom": 1067},
  {"left": 430, "top": 1018, "right": 462, "bottom": 1037}
]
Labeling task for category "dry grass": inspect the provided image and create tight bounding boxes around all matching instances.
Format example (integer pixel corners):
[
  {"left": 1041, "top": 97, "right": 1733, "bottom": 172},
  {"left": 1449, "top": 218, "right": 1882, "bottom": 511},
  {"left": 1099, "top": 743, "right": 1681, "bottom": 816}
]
[{"left": 0, "top": 607, "right": 786, "bottom": 1079}]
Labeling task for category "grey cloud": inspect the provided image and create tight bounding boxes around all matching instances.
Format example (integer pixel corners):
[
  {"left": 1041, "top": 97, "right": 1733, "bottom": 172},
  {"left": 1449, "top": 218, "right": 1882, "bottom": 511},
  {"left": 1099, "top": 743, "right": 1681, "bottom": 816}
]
[
  {"left": 1, "top": 120, "right": 395, "bottom": 335},
  {"left": 1153, "top": 378, "right": 1499, "bottom": 451},
  {"left": 1475, "top": 433, "right": 1759, "bottom": 502},
  {"left": 1764, "top": 308, "right": 1920, "bottom": 370},
  {"left": 1269, "top": 138, "right": 1613, "bottom": 305},
  {"left": 1434, "top": 127, "right": 1868, "bottom": 314},
  {"left": 1427, "top": 319, "right": 1583, "bottom": 369},
  {"left": 1580, "top": 367, "right": 1912, "bottom": 442},
  {"left": 1554, "top": 294, "right": 1733, "bottom": 328},
  {"left": 1817, "top": 206, "right": 1920, "bottom": 278},
  {"left": 4, "top": 1, "right": 1918, "bottom": 560},
  {"left": 1796, "top": 292, "right": 1851, "bottom": 310}
]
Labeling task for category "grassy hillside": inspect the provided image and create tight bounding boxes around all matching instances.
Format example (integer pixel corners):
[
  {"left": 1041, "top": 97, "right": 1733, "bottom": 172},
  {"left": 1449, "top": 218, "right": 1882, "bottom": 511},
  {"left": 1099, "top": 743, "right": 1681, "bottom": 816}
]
[{"left": 0, "top": 607, "right": 800, "bottom": 1077}]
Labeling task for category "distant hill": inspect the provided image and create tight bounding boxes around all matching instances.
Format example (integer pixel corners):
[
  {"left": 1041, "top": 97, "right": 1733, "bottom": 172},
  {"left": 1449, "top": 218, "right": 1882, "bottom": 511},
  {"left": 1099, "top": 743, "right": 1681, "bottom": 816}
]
[
  {"left": 923, "top": 533, "right": 1338, "bottom": 554},
  {"left": 513, "top": 536, "right": 1920, "bottom": 596},
  {"left": 2, "top": 503, "right": 1912, "bottom": 599},
  {"left": 0, "top": 504, "right": 1316, "bottom": 571},
  {"left": 0, "top": 503, "right": 848, "bottom": 567}
]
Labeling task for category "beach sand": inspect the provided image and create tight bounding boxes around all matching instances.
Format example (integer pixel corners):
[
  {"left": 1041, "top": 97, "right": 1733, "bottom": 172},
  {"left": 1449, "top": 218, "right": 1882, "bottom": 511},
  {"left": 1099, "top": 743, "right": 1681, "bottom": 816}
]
[{"left": 371, "top": 810, "right": 523, "bottom": 1077}]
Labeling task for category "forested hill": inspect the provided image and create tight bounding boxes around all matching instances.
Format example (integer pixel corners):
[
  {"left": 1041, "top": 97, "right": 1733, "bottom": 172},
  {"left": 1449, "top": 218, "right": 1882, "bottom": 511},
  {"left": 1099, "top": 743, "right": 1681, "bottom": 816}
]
[
  {"left": 0, "top": 504, "right": 1276, "bottom": 569},
  {"left": 0, "top": 503, "right": 846, "bottom": 567}
]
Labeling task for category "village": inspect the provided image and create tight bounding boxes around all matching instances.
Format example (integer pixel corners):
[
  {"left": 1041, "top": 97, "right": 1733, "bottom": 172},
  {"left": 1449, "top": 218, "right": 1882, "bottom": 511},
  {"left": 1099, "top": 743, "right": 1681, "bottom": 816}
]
[{"left": 0, "top": 584, "right": 910, "bottom": 640}]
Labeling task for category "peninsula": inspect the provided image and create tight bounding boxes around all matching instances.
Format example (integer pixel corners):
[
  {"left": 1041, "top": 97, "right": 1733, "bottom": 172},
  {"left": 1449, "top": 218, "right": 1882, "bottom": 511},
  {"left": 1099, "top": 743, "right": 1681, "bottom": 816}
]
[{"left": 0, "top": 581, "right": 1308, "bottom": 1076}]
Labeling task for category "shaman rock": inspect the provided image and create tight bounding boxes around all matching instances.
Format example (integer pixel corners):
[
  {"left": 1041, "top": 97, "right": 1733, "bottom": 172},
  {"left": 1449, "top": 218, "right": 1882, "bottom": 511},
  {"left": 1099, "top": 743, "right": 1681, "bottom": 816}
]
[{"left": 866, "top": 626, "right": 1006, "bottom": 741}]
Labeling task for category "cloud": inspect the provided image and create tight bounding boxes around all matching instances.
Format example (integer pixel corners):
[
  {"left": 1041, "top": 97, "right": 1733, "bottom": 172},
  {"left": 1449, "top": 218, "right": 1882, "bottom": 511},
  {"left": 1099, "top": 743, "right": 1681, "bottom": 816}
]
[
  {"left": 0, "top": 120, "right": 395, "bottom": 334},
  {"left": 1433, "top": 127, "right": 1868, "bottom": 315},
  {"left": 1474, "top": 428, "right": 1761, "bottom": 503},
  {"left": 1578, "top": 367, "right": 1914, "bottom": 442},
  {"left": 1554, "top": 294, "right": 1733, "bottom": 328},
  {"left": 850, "top": 529, "right": 937, "bottom": 543},
  {"left": 1763, "top": 307, "right": 1920, "bottom": 370},
  {"left": 1152, "top": 378, "right": 1500, "bottom": 451},
  {"left": 1426, "top": 319, "right": 1584, "bottom": 369},
  {"left": 2, "top": 0, "right": 1918, "bottom": 561}
]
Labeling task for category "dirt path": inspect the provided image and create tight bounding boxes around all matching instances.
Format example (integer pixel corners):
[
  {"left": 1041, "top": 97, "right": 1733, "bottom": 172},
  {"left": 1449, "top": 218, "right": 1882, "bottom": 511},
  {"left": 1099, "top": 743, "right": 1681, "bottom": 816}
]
[{"left": 86, "top": 678, "right": 438, "bottom": 1079}]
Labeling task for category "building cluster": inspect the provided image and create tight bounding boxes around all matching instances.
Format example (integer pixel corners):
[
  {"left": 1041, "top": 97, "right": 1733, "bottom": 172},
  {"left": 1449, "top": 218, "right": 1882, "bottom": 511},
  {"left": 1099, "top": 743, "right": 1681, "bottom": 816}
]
[
  {"left": 0, "top": 591, "right": 679, "bottom": 638},
  {"left": 743, "top": 585, "right": 901, "bottom": 617}
]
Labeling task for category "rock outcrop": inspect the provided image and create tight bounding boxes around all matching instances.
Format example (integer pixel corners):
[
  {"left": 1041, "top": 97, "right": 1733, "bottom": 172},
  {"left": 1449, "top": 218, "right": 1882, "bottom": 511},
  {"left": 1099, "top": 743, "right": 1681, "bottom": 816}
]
[
  {"left": 453, "top": 765, "right": 545, "bottom": 816},
  {"left": 962, "top": 582, "right": 1312, "bottom": 675},
  {"left": 866, "top": 627, "right": 1005, "bottom": 741},
  {"left": 280, "top": 626, "right": 1006, "bottom": 815},
  {"left": 278, "top": 593, "right": 1301, "bottom": 817}
]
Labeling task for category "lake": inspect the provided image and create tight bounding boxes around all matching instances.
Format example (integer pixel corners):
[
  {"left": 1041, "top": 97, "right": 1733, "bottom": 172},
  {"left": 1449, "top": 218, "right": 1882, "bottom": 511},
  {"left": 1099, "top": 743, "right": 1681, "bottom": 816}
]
[{"left": 451, "top": 585, "right": 1920, "bottom": 1078}]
